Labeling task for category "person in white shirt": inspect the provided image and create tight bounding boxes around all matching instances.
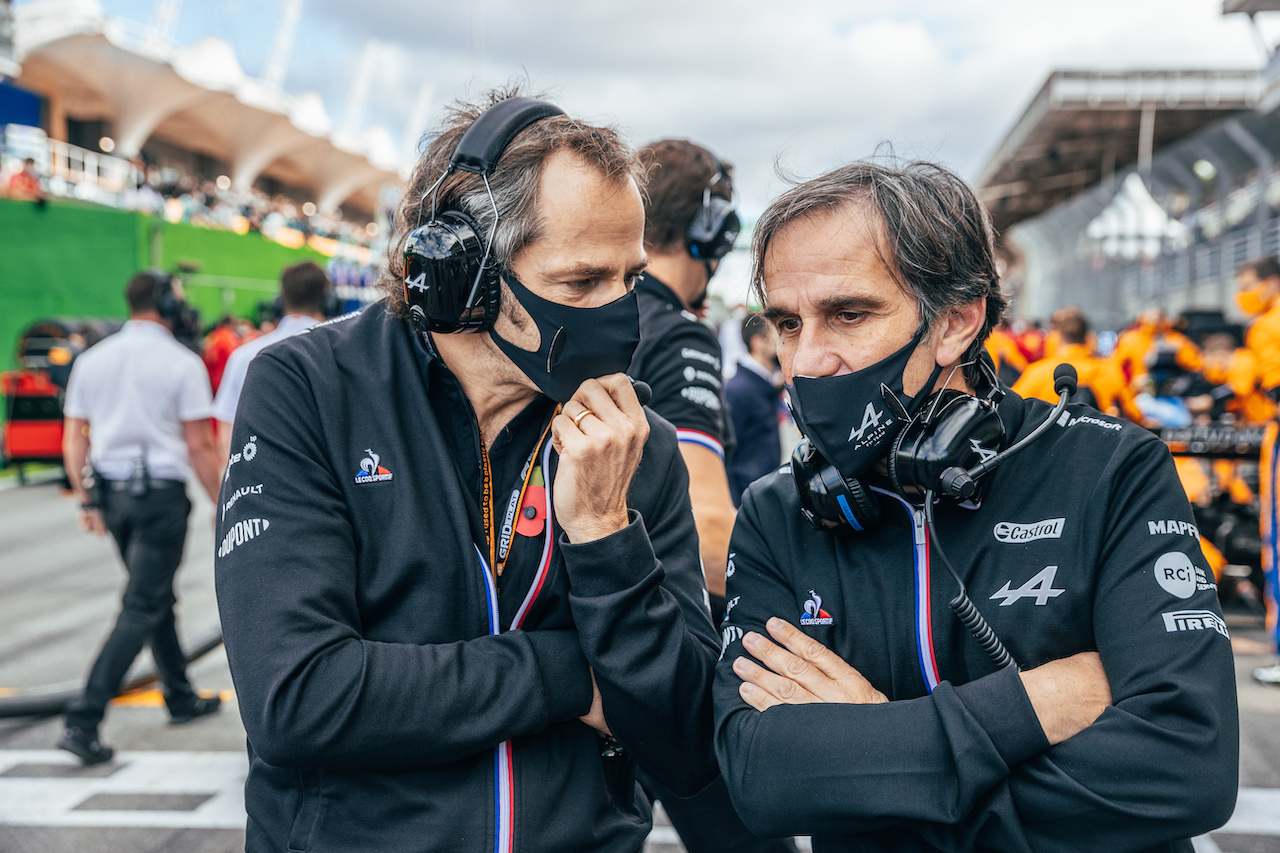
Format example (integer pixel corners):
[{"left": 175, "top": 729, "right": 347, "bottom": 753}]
[
  {"left": 58, "top": 271, "right": 225, "bottom": 765},
  {"left": 212, "top": 261, "right": 329, "bottom": 463}
]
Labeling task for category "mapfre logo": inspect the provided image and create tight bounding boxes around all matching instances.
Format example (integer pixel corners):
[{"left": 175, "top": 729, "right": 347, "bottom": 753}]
[{"left": 993, "top": 518, "right": 1065, "bottom": 544}]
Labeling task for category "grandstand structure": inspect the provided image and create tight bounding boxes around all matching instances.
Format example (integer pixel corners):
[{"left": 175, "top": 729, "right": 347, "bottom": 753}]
[
  {"left": 0, "top": 0, "right": 400, "bottom": 220},
  {"left": 976, "top": 65, "right": 1280, "bottom": 329}
]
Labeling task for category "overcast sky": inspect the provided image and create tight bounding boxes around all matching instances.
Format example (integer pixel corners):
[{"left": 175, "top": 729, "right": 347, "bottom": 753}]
[{"left": 25, "top": 0, "right": 1280, "bottom": 217}]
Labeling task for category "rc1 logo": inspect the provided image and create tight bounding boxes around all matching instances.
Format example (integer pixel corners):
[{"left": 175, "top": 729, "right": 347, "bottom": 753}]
[{"left": 1153, "top": 552, "right": 1215, "bottom": 599}]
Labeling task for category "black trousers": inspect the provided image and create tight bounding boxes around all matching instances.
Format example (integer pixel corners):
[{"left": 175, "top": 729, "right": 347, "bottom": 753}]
[{"left": 65, "top": 486, "right": 197, "bottom": 731}]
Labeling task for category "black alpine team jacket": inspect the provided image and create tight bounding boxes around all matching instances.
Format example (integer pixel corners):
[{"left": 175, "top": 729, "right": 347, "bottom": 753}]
[
  {"left": 215, "top": 304, "right": 720, "bottom": 853},
  {"left": 715, "top": 390, "right": 1239, "bottom": 852}
]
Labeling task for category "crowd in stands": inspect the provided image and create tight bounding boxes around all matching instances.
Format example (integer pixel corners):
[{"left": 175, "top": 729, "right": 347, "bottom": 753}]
[
  {"left": 118, "top": 160, "right": 381, "bottom": 250},
  {"left": 0, "top": 148, "right": 386, "bottom": 254}
]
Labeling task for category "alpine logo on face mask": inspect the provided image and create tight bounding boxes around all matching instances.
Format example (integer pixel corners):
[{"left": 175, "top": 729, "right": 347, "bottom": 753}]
[
  {"left": 355, "top": 448, "right": 394, "bottom": 484},
  {"left": 799, "top": 589, "right": 834, "bottom": 625},
  {"left": 848, "top": 402, "right": 891, "bottom": 449}
]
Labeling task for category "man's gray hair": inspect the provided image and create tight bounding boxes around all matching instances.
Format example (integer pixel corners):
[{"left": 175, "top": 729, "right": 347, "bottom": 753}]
[
  {"left": 382, "top": 85, "right": 646, "bottom": 316},
  {"left": 751, "top": 159, "right": 1007, "bottom": 388}
]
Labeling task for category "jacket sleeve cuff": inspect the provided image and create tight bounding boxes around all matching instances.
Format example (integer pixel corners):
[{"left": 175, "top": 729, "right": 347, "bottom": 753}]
[
  {"left": 558, "top": 510, "right": 659, "bottom": 597},
  {"left": 526, "top": 630, "right": 594, "bottom": 724},
  {"left": 953, "top": 664, "right": 1050, "bottom": 767}
]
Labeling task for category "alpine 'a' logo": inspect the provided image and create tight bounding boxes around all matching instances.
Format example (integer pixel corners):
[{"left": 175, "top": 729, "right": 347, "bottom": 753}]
[
  {"left": 969, "top": 438, "right": 998, "bottom": 464},
  {"left": 406, "top": 271, "right": 429, "bottom": 293},
  {"left": 990, "top": 566, "right": 1065, "bottom": 605},
  {"left": 849, "top": 402, "right": 885, "bottom": 443}
]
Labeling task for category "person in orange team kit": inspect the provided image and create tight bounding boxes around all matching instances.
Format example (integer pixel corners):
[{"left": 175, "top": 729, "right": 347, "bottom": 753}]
[
  {"left": 984, "top": 321, "right": 1027, "bottom": 386},
  {"left": 1199, "top": 333, "right": 1275, "bottom": 425},
  {"left": 1013, "top": 312, "right": 1143, "bottom": 421},
  {"left": 1113, "top": 308, "right": 1202, "bottom": 385},
  {"left": 201, "top": 316, "right": 241, "bottom": 395},
  {"left": 1236, "top": 258, "right": 1280, "bottom": 686}
]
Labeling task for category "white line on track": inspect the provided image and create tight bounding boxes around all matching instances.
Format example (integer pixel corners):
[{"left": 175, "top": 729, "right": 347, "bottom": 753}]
[{"left": 1, "top": 748, "right": 1276, "bottom": 846}]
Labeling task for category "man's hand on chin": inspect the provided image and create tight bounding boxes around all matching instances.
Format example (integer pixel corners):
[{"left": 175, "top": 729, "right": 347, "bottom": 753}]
[
  {"left": 733, "top": 617, "right": 889, "bottom": 709},
  {"left": 551, "top": 374, "right": 649, "bottom": 544}
]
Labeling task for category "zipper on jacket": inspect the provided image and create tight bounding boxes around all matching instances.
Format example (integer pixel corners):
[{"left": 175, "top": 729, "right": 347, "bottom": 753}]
[{"left": 871, "top": 488, "right": 942, "bottom": 694}]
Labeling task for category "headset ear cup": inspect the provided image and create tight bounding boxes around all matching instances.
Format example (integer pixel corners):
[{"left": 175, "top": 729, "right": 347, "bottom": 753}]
[{"left": 840, "top": 475, "right": 880, "bottom": 529}]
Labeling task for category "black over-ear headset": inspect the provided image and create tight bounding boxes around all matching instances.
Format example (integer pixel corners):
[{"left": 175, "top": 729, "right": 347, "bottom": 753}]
[
  {"left": 686, "top": 157, "right": 741, "bottom": 264},
  {"left": 790, "top": 359, "right": 1080, "bottom": 670},
  {"left": 401, "top": 97, "right": 566, "bottom": 334},
  {"left": 791, "top": 357, "right": 1009, "bottom": 533},
  {"left": 152, "top": 272, "right": 182, "bottom": 322}
]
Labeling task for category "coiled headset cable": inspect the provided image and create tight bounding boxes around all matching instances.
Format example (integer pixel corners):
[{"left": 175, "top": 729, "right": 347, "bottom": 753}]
[{"left": 919, "top": 364, "right": 1080, "bottom": 672}]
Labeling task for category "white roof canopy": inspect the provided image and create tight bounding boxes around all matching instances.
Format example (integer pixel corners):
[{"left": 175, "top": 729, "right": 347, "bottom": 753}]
[{"left": 11, "top": 0, "right": 401, "bottom": 214}]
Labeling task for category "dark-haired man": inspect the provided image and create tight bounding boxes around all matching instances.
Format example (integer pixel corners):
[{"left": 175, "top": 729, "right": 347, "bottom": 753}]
[
  {"left": 58, "top": 271, "right": 224, "bottom": 764},
  {"left": 726, "top": 313, "right": 782, "bottom": 506},
  {"left": 215, "top": 91, "right": 718, "bottom": 852},
  {"left": 212, "top": 260, "right": 329, "bottom": 463},
  {"left": 630, "top": 138, "right": 740, "bottom": 617},
  {"left": 714, "top": 160, "right": 1239, "bottom": 850}
]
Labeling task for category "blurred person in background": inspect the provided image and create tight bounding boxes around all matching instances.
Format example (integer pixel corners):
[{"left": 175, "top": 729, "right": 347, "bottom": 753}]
[
  {"left": 57, "top": 271, "right": 223, "bottom": 765},
  {"left": 629, "top": 139, "right": 739, "bottom": 620},
  {"left": 212, "top": 261, "right": 329, "bottom": 463},
  {"left": 1199, "top": 332, "right": 1275, "bottom": 424},
  {"left": 202, "top": 315, "right": 240, "bottom": 395},
  {"left": 1013, "top": 312, "right": 1143, "bottom": 421},
  {"left": 6, "top": 156, "right": 46, "bottom": 206},
  {"left": 1113, "top": 307, "right": 1202, "bottom": 386},
  {"left": 984, "top": 320, "right": 1027, "bottom": 387},
  {"left": 726, "top": 313, "right": 782, "bottom": 506},
  {"left": 1236, "top": 257, "right": 1280, "bottom": 685},
  {"left": 627, "top": 138, "right": 795, "bottom": 853}
]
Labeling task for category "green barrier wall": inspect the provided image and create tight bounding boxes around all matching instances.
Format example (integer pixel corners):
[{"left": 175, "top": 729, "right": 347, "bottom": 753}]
[{"left": 0, "top": 198, "right": 325, "bottom": 370}]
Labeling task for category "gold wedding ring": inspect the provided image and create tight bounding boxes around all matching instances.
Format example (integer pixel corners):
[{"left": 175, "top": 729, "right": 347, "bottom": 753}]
[{"left": 571, "top": 408, "right": 593, "bottom": 427}]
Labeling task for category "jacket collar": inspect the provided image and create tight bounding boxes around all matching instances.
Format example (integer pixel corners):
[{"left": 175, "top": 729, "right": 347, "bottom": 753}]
[{"left": 636, "top": 272, "right": 683, "bottom": 311}]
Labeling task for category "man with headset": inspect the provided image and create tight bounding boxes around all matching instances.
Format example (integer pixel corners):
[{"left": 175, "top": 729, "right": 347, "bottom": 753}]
[
  {"left": 628, "top": 141, "right": 795, "bottom": 853},
  {"left": 629, "top": 138, "right": 740, "bottom": 620},
  {"left": 714, "top": 160, "right": 1239, "bottom": 850},
  {"left": 215, "top": 90, "right": 718, "bottom": 852},
  {"left": 58, "top": 271, "right": 224, "bottom": 765}
]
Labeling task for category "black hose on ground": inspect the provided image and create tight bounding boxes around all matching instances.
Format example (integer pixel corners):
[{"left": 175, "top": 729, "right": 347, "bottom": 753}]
[{"left": 0, "top": 628, "right": 224, "bottom": 719}]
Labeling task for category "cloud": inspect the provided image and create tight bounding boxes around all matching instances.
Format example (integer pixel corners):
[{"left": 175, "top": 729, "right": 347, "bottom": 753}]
[{"left": 87, "top": 0, "right": 1270, "bottom": 216}]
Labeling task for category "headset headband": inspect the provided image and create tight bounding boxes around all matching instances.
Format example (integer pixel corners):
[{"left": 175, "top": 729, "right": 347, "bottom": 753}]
[{"left": 451, "top": 98, "right": 566, "bottom": 175}]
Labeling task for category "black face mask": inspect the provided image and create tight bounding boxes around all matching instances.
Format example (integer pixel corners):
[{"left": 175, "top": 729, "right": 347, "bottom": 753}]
[
  {"left": 786, "top": 327, "right": 942, "bottom": 480},
  {"left": 489, "top": 271, "right": 641, "bottom": 403}
]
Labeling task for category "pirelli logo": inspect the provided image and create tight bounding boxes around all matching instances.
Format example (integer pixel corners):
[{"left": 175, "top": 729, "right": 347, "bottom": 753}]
[{"left": 1161, "top": 609, "right": 1229, "bottom": 638}]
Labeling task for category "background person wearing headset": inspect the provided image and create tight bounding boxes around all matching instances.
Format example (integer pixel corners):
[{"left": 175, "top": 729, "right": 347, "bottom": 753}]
[
  {"left": 629, "top": 139, "right": 740, "bottom": 620},
  {"left": 58, "top": 271, "right": 224, "bottom": 765},
  {"left": 628, "top": 141, "right": 797, "bottom": 853},
  {"left": 215, "top": 90, "right": 719, "bottom": 853},
  {"left": 714, "top": 160, "right": 1238, "bottom": 851}
]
